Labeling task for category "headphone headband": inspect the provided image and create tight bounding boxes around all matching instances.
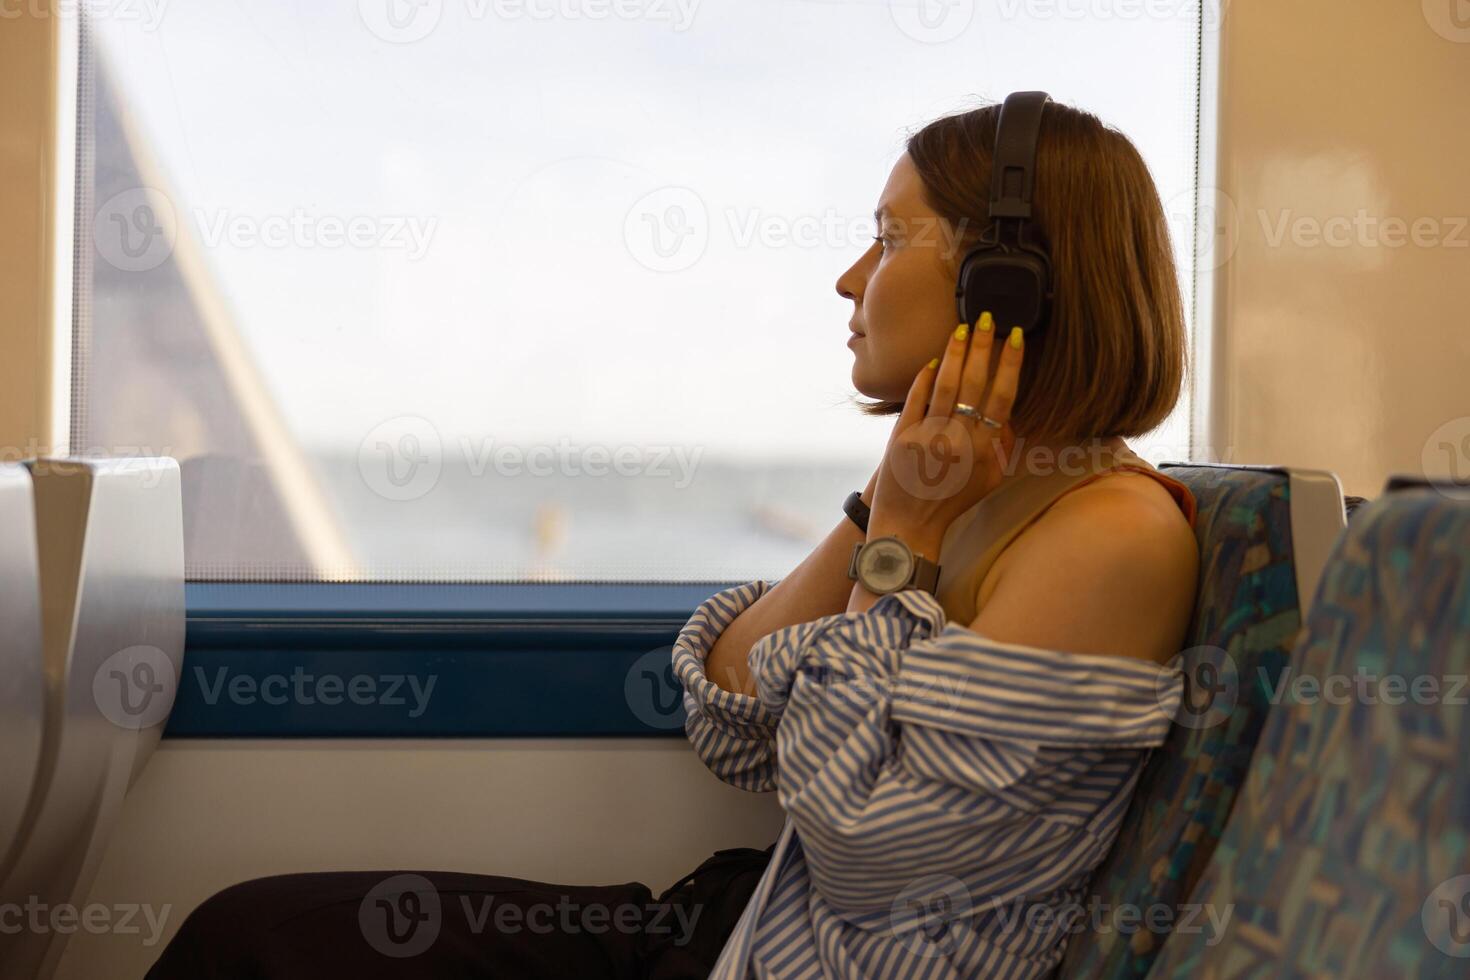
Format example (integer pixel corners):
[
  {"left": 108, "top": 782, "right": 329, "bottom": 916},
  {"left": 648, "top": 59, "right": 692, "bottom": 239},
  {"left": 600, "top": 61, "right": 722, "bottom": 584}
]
[
  {"left": 953, "top": 90, "right": 1054, "bottom": 336},
  {"left": 988, "top": 91, "right": 1049, "bottom": 222}
]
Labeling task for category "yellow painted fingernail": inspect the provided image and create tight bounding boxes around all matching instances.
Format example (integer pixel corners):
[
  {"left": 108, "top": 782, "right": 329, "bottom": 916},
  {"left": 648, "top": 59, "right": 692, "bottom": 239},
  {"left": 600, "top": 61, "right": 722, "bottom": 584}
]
[
  {"left": 1008, "top": 326, "right": 1023, "bottom": 349},
  {"left": 927, "top": 357, "right": 939, "bottom": 369},
  {"left": 954, "top": 322, "right": 968, "bottom": 341},
  {"left": 978, "top": 311, "right": 993, "bottom": 332}
]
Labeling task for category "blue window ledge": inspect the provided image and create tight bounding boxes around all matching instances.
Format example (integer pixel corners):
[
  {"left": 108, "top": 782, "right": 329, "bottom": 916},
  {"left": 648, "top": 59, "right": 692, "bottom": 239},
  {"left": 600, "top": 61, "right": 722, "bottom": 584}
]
[{"left": 168, "top": 581, "right": 746, "bottom": 739}]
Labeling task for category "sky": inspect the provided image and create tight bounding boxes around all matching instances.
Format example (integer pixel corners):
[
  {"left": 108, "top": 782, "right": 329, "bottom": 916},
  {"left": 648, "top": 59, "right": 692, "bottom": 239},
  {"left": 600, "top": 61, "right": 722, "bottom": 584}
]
[{"left": 89, "top": 0, "right": 1202, "bottom": 464}]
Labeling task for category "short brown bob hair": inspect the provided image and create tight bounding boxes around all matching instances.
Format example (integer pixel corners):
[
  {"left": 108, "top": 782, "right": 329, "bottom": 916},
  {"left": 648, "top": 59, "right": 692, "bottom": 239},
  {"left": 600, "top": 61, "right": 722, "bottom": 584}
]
[{"left": 856, "top": 98, "right": 1188, "bottom": 442}]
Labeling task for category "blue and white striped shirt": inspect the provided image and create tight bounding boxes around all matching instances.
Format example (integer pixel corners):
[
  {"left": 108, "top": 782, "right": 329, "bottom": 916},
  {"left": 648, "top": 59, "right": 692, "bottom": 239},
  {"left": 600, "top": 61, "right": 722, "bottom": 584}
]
[{"left": 674, "top": 579, "right": 1183, "bottom": 979}]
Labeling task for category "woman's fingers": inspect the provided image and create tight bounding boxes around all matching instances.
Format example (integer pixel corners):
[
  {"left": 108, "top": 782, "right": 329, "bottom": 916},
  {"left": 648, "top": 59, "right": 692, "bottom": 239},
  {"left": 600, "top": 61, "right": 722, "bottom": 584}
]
[
  {"left": 927, "top": 321, "right": 972, "bottom": 419},
  {"left": 982, "top": 324, "right": 1025, "bottom": 426},
  {"left": 896, "top": 354, "right": 939, "bottom": 436},
  {"left": 955, "top": 311, "right": 996, "bottom": 412}
]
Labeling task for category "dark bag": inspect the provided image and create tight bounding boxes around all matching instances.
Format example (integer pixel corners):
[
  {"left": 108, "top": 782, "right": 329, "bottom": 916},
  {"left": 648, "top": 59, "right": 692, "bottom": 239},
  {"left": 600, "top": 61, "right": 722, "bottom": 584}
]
[{"left": 643, "top": 845, "right": 777, "bottom": 979}]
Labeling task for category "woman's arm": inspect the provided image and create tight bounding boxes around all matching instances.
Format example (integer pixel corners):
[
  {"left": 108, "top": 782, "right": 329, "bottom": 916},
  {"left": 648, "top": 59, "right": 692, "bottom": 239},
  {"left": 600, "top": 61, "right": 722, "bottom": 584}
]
[
  {"left": 702, "top": 465, "right": 878, "bottom": 696},
  {"left": 671, "top": 465, "right": 879, "bottom": 792},
  {"left": 747, "top": 576, "right": 1185, "bottom": 917}
]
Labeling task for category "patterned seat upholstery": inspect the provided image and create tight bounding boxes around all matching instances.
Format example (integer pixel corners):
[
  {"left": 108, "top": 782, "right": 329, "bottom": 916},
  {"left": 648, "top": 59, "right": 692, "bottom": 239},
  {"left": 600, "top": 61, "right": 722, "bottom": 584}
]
[
  {"left": 1146, "top": 483, "right": 1470, "bottom": 977},
  {"left": 1056, "top": 465, "right": 1312, "bottom": 979}
]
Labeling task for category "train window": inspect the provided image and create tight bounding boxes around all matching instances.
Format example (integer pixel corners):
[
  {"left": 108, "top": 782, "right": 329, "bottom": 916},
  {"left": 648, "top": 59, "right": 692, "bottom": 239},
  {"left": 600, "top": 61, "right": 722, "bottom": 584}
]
[{"left": 75, "top": 1, "right": 1205, "bottom": 582}]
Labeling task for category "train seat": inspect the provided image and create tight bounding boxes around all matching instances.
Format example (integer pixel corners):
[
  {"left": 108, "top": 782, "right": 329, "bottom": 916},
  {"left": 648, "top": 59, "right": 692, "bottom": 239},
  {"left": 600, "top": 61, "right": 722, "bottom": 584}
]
[
  {"left": 0, "top": 459, "right": 186, "bottom": 980},
  {"left": 1146, "top": 476, "right": 1470, "bottom": 976},
  {"left": 0, "top": 465, "right": 45, "bottom": 886},
  {"left": 1057, "top": 463, "right": 1347, "bottom": 979}
]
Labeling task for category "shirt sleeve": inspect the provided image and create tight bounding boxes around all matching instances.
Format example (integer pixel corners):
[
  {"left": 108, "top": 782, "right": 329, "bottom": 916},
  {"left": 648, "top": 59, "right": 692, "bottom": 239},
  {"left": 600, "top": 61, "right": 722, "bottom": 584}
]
[
  {"left": 671, "top": 579, "right": 783, "bottom": 793},
  {"left": 746, "top": 587, "right": 1184, "bottom": 921}
]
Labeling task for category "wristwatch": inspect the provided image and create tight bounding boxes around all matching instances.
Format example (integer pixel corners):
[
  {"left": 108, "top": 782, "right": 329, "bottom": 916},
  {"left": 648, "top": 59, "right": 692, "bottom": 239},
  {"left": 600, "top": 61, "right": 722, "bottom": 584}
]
[
  {"left": 847, "top": 535, "right": 941, "bottom": 595},
  {"left": 842, "top": 490, "right": 870, "bottom": 533}
]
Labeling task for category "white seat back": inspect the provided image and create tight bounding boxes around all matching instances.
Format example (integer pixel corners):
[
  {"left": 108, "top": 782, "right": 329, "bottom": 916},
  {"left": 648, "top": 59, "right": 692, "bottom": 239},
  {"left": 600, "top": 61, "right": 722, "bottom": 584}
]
[
  {"left": 0, "top": 458, "right": 184, "bottom": 980},
  {"left": 0, "top": 465, "right": 44, "bottom": 869}
]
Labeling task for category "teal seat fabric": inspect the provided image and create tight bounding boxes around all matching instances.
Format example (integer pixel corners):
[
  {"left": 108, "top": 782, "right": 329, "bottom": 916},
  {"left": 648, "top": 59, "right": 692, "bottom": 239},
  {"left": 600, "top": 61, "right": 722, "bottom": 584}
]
[
  {"left": 1147, "top": 485, "right": 1470, "bottom": 977},
  {"left": 1056, "top": 465, "right": 1306, "bottom": 978}
]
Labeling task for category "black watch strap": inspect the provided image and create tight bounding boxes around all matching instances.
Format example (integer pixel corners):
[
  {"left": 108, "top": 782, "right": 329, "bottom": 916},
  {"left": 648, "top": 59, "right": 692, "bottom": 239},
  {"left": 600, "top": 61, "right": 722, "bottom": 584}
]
[{"left": 843, "top": 490, "right": 871, "bottom": 533}]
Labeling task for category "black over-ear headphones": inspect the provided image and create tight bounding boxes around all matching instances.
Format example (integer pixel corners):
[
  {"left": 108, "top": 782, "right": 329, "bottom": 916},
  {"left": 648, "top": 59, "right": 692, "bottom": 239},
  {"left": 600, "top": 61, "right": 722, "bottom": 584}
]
[{"left": 954, "top": 91, "right": 1053, "bottom": 337}]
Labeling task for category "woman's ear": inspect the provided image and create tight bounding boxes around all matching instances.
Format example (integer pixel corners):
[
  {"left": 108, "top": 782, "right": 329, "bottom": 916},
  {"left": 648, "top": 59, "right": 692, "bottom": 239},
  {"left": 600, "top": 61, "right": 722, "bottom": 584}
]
[{"left": 938, "top": 235, "right": 969, "bottom": 283}]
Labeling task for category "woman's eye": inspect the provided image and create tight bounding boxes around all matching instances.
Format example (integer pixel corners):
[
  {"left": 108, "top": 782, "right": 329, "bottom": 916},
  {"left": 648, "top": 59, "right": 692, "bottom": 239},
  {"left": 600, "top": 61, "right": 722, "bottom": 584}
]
[{"left": 872, "top": 235, "right": 888, "bottom": 252}]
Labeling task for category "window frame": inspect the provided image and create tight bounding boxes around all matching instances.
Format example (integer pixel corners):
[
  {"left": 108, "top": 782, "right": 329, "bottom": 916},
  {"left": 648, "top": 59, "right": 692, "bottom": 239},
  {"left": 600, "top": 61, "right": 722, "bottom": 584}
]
[
  {"left": 173, "top": 580, "right": 749, "bottom": 737},
  {"left": 35, "top": 5, "right": 1222, "bottom": 740}
]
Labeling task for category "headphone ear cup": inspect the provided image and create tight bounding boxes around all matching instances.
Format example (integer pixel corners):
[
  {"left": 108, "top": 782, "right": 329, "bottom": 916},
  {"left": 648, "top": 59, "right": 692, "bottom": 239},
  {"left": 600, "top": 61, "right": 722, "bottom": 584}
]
[{"left": 955, "top": 246, "right": 1051, "bottom": 335}]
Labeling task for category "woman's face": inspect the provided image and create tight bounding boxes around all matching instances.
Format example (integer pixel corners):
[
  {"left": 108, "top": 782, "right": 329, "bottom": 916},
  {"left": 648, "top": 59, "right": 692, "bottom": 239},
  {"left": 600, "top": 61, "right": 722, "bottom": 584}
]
[{"left": 837, "top": 152, "right": 983, "bottom": 403}]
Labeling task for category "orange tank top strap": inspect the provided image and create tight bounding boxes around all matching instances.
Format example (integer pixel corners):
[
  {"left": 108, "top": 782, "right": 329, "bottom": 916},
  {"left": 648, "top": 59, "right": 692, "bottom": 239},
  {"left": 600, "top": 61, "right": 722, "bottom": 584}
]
[
  {"left": 1058, "top": 463, "right": 1198, "bottom": 529},
  {"left": 933, "top": 441, "right": 1195, "bottom": 625}
]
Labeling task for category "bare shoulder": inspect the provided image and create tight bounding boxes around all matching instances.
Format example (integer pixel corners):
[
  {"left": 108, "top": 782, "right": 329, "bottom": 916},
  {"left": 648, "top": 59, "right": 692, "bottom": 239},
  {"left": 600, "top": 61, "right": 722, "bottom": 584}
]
[
  {"left": 969, "top": 471, "right": 1200, "bottom": 663},
  {"left": 1047, "top": 470, "right": 1198, "bottom": 551}
]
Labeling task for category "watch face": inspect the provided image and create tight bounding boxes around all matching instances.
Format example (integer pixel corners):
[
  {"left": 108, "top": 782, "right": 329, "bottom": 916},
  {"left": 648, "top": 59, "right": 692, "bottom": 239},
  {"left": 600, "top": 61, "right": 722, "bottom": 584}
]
[{"left": 857, "top": 538, "right": 913, "bottom": 594}]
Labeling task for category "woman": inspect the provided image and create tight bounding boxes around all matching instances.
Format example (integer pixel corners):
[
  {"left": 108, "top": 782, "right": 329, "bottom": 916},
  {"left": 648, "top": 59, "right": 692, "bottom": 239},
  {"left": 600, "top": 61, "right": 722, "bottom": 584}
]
[
  {"left": 673, "top": 95, "right": 1198, "bottom": 979},
  {"left": 146, "top": 96, "right": 1198, "bottom": 979}
]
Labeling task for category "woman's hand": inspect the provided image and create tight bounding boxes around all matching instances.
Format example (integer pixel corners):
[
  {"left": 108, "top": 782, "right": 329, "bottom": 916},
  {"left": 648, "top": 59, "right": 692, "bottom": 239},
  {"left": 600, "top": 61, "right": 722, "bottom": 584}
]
[{"left": 865, "top": 310, "right": 1025, "bottom": 559}]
